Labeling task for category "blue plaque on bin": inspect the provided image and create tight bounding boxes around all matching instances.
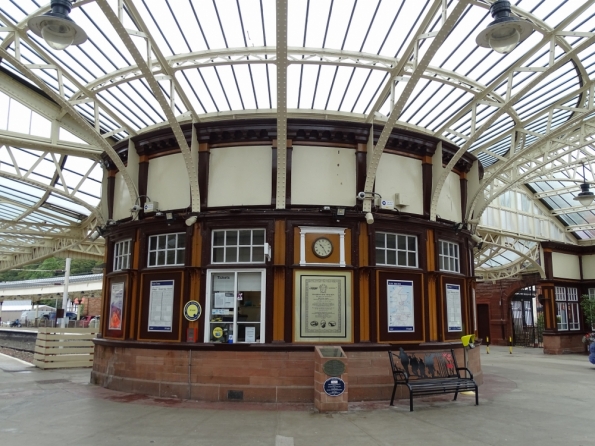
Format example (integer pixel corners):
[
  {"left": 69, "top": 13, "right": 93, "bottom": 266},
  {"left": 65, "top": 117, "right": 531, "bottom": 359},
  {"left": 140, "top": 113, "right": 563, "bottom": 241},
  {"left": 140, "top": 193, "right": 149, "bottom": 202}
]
[{"left": 323, "top": 377, "right": 345, "bottom": 397}]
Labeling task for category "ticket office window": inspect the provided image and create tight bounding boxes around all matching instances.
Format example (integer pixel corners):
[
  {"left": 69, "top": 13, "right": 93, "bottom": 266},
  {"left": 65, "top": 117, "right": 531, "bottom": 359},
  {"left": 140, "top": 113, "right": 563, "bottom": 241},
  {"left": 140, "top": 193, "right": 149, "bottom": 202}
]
[{"left": 205, "top": 269, "right": 265, "bottom": 344}]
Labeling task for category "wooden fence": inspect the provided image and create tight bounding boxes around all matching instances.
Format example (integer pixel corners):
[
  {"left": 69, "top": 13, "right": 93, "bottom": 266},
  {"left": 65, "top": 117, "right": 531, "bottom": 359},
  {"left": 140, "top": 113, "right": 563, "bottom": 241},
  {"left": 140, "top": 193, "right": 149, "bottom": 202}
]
[{"left": 33, "top": 327, "right": 99, "bottom": 369}]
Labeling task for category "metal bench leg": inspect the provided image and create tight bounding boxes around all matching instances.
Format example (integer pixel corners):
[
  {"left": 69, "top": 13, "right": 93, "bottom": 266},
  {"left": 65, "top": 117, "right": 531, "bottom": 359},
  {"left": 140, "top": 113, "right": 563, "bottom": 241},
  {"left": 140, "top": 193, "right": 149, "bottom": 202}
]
[
  {"left": 410, "top": 392, "right": 414, "bottom": 412},
  {"left": 475, "top": 386, "right": 479, "bottom": 406},
  {"left": 390, "top": 383, "right": 397, "bottom": 406},
  {"left": 453, "top": 387, "right": 459, "bottom": 401}
]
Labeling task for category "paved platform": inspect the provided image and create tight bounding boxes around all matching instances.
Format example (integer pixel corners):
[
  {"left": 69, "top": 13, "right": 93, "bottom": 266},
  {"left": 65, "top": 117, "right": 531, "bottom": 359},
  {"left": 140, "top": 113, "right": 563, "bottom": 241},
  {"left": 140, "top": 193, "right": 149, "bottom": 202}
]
[{"left": 0, "top": 345, "right": 592, "bottom": 446}]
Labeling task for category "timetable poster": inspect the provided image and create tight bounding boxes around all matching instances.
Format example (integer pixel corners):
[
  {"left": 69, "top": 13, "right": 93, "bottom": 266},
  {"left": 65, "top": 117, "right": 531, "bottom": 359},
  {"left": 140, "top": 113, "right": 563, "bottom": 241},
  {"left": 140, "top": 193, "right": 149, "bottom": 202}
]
[
  {"left": 148, "top": 280, "right": 174, "bottom": 332},
  {"left": 387, "top": 280, "right": 414, "bottom": 332},
  {"left": 446, "top": 284, "right": 462, "bottom": 332}
]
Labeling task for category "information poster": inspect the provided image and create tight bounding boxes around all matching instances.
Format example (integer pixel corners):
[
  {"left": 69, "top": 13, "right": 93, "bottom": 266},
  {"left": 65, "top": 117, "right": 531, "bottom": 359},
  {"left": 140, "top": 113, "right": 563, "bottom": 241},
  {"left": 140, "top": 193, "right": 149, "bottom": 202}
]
[
  {"left": 387, "top": 280, "right": 414, "bottom": 332},
  {"left": 245, "top": 326, "right": 256, "bottom": 343},
  {"left": 108, "top": 282, "right": 124, "bottom": 330},
  {"left": 214, "top": 292, "right": 235, "bottom": 308},
  {"left": 446, "top": 283, "right": 462, "bottom": 332},
  {"left": 148, "top": 280, "right": 174, "bottom": 332},
  {"left": 294, "top": 271, "right": 352, "bottom": 342}
]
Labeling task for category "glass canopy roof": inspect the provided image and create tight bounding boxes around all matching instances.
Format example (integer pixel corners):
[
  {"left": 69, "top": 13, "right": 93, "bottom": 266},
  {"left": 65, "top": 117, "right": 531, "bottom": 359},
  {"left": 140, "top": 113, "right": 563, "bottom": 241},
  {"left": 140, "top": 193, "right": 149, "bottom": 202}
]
[{"left": 1, "top": 0, "right": 595, "bottom": 276}]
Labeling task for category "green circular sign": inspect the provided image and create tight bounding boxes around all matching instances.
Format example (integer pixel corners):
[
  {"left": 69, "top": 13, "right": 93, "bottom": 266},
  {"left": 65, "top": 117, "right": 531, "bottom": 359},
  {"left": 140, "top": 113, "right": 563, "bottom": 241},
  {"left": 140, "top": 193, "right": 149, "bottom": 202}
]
[
  {"left": 184, "top": 301, "right": 202, "bottom": 321},
  {"left": 323, "top": 359, "right": 346, "bottom": 376}
]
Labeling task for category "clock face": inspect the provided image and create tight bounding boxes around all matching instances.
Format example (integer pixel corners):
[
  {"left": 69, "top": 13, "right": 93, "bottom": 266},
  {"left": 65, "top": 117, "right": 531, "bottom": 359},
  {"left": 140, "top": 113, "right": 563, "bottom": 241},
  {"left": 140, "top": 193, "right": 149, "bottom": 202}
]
[{"left": 313, "top": 237, "right": 333, "bottom": 259}]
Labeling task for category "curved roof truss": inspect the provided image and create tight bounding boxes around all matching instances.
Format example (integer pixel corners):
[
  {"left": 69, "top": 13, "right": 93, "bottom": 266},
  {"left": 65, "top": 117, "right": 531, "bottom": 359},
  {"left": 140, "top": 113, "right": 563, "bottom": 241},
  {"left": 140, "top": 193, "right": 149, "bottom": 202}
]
[{"left": 0, "top": 0, "right": 594, "bottom": 276}]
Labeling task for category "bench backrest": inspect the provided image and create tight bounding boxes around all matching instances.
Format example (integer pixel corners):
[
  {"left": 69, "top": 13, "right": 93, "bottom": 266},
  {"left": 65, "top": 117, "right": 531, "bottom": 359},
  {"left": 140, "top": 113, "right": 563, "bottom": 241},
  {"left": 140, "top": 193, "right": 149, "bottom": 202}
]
[{"left": 388, "top": 347, "right": 460, "bottom": 380}]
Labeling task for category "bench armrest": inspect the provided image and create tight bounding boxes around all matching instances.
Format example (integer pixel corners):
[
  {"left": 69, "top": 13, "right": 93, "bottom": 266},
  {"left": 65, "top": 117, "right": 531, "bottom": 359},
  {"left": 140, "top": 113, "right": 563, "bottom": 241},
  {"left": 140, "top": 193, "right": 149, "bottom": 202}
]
[
  {"left": 394, "top": 369, "right": 409, "bottom": 383},
  {"left": 456, "top": 367, "right": 474, "bottom": 380}
]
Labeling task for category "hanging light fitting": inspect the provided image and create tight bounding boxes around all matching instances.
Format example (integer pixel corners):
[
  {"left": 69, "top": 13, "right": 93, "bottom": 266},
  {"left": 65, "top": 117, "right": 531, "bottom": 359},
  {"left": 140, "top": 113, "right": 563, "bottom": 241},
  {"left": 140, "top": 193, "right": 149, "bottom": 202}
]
[
  {"left": 476, "top": 0, "right": 534, "bottom": 54},
  {"left": 28, "top": 0, "right": 87, "bottom": 50},
  {"left": 573, "top": 163, "right": 595, "bottom": 207}
]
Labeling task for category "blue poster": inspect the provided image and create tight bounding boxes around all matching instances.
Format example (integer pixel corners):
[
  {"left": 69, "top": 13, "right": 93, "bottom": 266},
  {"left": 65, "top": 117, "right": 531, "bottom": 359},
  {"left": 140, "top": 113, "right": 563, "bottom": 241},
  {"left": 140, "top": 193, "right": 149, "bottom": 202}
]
[{"left": 387, "top": 280, "right": 414, "bottom": 332}]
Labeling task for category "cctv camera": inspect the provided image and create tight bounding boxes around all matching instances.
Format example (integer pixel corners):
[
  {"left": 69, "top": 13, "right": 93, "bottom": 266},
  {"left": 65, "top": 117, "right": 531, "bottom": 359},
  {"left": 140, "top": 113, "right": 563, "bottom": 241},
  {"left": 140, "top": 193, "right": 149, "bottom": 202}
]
[
  {"left": 365, "top": 212, "right": 374, "bottom": 224},
  {"left": 130, "top": 205, "right": 142, "bottom": 212},
  {"left": 357, "top": 191, "right": 366, "bottom": 200},
  {"left": 185, "top": 216, "right": 197, "bottom": 227},
  {"left": 471, "top": 234, "right": 483, "bottom": 244}
]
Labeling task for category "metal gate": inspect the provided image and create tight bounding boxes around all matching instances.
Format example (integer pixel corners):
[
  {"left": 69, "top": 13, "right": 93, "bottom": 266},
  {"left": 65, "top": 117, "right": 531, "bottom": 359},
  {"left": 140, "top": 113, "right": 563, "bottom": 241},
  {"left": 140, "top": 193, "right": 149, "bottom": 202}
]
[{"left": 511, "top": 287, "right": 537, "bottom": 347}]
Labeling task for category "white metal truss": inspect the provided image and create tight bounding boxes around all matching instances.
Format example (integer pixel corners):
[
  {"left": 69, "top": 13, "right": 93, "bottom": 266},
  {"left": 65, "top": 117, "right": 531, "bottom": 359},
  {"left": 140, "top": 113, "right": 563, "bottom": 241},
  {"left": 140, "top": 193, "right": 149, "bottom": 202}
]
[
  {"left": 0, "top": 131, "right": 102, "bottom": 158},
  {"left": 276, "top": 0, "right": 288, "bottom": 210},
  {"left": 0, "top": 147, "right": 101, "bottom": 216},
  {"left": 0, "top": 211, "right": 104, "bottom": 272},
  {"left": 474, "top": 230, "right": 545, "bottom": 282},
  {"left": 432, "top": 1, "right": 595, "bottom": 221},
  {"left": 1, "top": 0, "right": 594, "bottom": 280},
  {"left": 0, "top": 220, "right": 83, "bottom": 239},
  {"left": 71, "top": 47, "right": 515, "bottom": 116},
  {"left": 0, "top": 7, "right": 138, "bottom": 140},
  {"left": 363, "top": 0, "right": 470, "bottom": 213},
  {"left": 0, "top": 48, "right": 137, "bottom": 213},
  {"left": 469, "top": 112, "right": 595, "bottom": 228},
  {"left": 0, "top": 69, "right": 101, "bottom": 150},
  {"left": 95, "top": 0, "right": 200, "bottom": 213}
]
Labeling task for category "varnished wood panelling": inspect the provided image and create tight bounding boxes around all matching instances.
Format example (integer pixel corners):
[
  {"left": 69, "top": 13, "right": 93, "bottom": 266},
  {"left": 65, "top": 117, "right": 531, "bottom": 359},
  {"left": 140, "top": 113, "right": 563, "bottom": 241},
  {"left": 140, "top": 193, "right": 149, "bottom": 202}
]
[
  {"left": 274, "top": 268, "right": 286, "bottom": 341},
  {"left": 292, "top": 228, "right": 352, "bottom": 265},
  {"left": 358, "top": 222, "right": 370, "bottom": 342},
  {"left": 273, "top": 220, "right": 287, "bottom": 341},
  {"left": 129, "top": 228, "right": 141, "bottom": 340}
]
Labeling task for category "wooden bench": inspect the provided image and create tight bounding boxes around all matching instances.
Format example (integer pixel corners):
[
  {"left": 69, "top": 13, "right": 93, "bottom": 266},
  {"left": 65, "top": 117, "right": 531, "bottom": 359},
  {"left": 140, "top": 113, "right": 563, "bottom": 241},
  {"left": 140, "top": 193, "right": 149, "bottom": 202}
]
[{"left": 388, "top": 347, "right": 478, "bottom": 411}]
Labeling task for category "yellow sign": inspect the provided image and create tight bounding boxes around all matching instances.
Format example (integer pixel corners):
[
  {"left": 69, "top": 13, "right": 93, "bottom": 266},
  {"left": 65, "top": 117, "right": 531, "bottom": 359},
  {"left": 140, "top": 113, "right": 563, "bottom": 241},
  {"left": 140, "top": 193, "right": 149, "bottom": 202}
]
[
  {"left": 212, "top": 326, "right": 223, "bottom": 338},
  {"left": 183, "top": 301, "right": 202, "bottom": 321}
]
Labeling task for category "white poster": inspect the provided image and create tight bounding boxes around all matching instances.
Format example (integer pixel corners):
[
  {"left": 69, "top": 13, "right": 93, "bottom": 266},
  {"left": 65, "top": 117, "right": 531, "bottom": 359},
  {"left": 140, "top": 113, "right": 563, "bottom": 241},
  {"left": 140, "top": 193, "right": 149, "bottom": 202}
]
[
  {"left": 214, "top": 292, "right": 234, "bottom": 308},
  {"left": 245, "top": 326, "right": 256, "bottom": 343},
  {"left": 387, "top": 280, "right": 414, "bottom": 332},
  {"left": 148, "top": 280, "right": 174, "bottom": 332},
  {"left": 446, "top": 283, "right": 462, "bottom": 332}
]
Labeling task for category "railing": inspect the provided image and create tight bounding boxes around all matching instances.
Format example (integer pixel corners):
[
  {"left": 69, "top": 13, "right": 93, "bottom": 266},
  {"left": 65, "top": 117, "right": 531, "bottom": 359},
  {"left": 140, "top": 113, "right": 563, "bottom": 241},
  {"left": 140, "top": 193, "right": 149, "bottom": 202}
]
[
  {"left": 33, "top": 327, "right": 99, "bottom": 369},
  {"left": 21, "top": 319, "right": 99, "bottom": 329}
]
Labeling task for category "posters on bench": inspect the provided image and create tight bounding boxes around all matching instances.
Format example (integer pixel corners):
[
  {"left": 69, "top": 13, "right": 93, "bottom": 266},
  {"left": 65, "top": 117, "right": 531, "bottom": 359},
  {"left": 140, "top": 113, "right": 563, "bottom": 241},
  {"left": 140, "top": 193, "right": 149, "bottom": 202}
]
[
  {"left": 446, "top": 283, "right": 462, "bottom": 332},
  {"left": 387, "top": 280, "right": 414, "bottom": 332},
  {"left": 148, "top": 280, "right": 174, "bottom": 332}
]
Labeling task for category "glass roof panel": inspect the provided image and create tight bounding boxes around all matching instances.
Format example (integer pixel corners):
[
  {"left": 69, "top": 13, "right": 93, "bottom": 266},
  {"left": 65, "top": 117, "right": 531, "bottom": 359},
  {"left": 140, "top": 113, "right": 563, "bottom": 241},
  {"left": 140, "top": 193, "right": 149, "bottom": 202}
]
[{"left": 2, "top": 0, "right": 595, "bottom": 267}]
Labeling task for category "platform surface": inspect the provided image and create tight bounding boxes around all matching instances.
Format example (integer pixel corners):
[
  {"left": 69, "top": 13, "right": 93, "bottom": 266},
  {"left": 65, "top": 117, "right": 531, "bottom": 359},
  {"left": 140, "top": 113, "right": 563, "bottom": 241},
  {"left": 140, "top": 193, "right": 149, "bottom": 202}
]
[{"left": 0, "top": 345, "right": 591, "bottom": 446}]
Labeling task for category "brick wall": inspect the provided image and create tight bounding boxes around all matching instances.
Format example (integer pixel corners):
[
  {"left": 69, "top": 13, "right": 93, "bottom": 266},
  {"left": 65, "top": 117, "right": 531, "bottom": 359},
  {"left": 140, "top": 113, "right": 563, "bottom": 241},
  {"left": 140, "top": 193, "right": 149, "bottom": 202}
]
[
  {"left": 80, "top": 297, "right": 102, "bottom": 317},
  {"left": 475, "top": 274, "right": 540, "bottom": 346}
]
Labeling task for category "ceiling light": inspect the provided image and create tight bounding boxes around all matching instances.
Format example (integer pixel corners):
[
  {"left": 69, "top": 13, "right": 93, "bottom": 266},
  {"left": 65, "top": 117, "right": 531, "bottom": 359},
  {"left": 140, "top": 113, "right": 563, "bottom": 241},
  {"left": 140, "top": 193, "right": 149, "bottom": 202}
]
[
  {"left": 28, "top": 0, "right": 88, "bottom": 51},
  {"left": 476, "top": 0, "right": 534, "bottom": 54},
  {"left": 574, "top": 163, "right": 594, "bottom": 206}
]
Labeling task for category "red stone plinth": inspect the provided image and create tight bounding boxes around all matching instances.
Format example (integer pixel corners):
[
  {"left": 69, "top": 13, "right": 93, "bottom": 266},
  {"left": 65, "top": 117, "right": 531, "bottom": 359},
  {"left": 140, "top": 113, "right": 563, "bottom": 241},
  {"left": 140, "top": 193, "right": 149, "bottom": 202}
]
[{"left": 314, "top": 346, "right": 348, "bottom": 412}]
